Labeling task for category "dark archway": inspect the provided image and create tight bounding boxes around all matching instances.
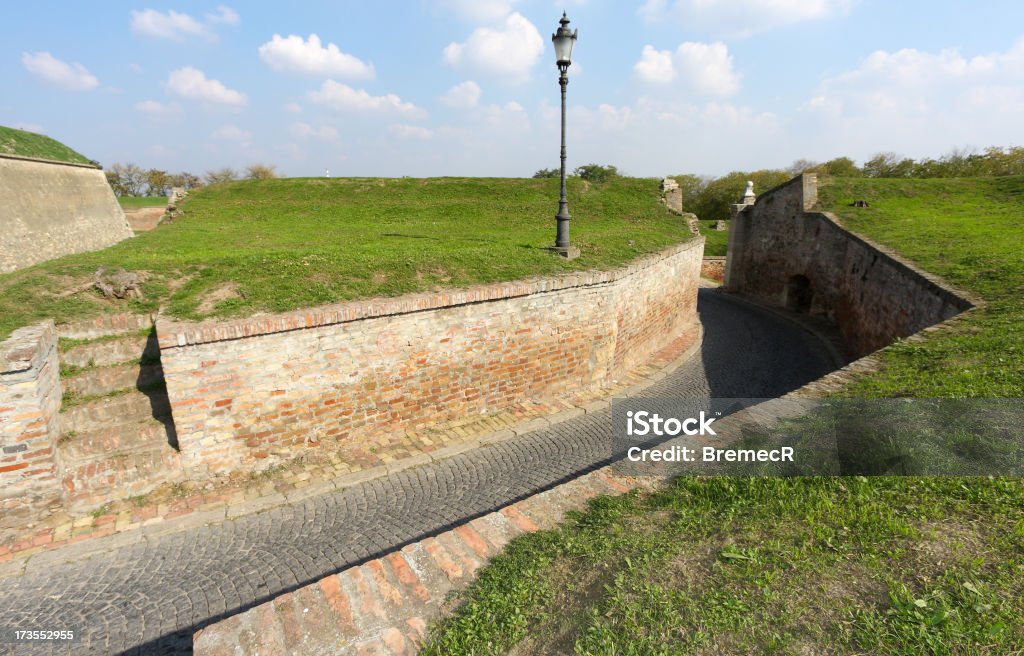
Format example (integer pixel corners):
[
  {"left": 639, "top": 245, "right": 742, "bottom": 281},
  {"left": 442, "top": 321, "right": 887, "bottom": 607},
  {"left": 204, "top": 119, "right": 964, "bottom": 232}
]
[{"left": 786, "top": 274, "right": 813, "bottom": 313}]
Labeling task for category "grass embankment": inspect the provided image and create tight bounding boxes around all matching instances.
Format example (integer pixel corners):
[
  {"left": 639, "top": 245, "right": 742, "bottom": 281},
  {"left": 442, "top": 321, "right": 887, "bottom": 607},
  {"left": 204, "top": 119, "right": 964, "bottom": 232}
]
[
  {"left": 423, "top": 176, "right": 1024, "bottom": 654},
  {"left": 118, "top": 196, "right": 169, "bottom": 209},
  {"left": 698, "top": 219, "right": 729, "bottom": 256},
  {"left": 0, "top": 176, "right": 690, "bottom": 340},
  {"left": 0, "top": 125, "right": 93, "bottom": 165}
]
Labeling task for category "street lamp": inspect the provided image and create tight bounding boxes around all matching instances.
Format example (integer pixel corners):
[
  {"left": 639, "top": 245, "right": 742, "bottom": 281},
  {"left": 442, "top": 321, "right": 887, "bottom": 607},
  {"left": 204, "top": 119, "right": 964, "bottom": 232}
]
[{"left": 550, "top": 12, "right": 579, "bottom": 259}]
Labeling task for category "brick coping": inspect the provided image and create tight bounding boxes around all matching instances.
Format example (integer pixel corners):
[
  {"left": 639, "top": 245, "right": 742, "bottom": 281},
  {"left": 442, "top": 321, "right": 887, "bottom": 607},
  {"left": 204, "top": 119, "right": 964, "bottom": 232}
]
[
  {"left": 157, "top": 238, "right": 704, "bottom": 349},
  {"left": 0, "top": 317, "right": 705, "bottom": 578}
]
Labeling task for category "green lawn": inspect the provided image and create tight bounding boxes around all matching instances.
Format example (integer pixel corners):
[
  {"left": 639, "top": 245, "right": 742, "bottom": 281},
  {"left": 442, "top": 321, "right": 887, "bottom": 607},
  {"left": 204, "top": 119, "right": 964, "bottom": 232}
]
[
  {"left": 698, "top": 219, "right": 729, "bottom": 256},
  {"left": 0, "top": 125, "right": 93, "bottom": 165},
  {"left": 0, "top": 176, "right": 691, "bottom": 340},
  {"left": 422, "top": 176, "right": 1024, "bottom": 655},
  {"left": 118, "top": 196, "right": 169, "bottom": 209}
]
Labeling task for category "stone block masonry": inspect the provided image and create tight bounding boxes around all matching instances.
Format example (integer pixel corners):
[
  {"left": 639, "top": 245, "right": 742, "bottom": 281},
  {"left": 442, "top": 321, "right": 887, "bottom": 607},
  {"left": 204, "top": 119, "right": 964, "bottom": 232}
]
[
  {"left": 0, "top": 322, "right": 62, "bottom": 515},
  {"left": 158, "top": 239, "right": 704, "bottom": 479},
  {"left": 724, "top": 173, "right": 974, "bottom": 357},
  {"left": 0, "top": 154, "right": 133, "bottom": 273}
]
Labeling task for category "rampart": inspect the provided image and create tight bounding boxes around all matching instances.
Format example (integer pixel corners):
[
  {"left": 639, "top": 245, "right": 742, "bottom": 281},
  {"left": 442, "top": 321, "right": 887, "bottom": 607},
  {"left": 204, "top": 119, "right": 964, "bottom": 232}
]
[
  {"left": 158, "top": 239, "right": 704, "bottom": 477},
  {"left": 724, "top": 173, "right": 973, "bottom": 356},
  {"left": 0, "top": 154, "right": 133, "bottom": 273}
]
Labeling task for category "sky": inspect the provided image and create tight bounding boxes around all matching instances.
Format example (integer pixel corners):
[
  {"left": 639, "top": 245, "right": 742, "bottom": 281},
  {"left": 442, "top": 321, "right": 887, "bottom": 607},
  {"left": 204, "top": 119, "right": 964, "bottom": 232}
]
[{"left": 3, "top": 1, "right": 1024, "bottom": 179}]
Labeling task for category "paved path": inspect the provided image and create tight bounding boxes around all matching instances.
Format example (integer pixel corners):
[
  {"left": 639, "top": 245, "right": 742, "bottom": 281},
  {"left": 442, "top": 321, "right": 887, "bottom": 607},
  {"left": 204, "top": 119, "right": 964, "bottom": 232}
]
[{"left": 0, "top": 289, "right": 836, "bottom": 655}]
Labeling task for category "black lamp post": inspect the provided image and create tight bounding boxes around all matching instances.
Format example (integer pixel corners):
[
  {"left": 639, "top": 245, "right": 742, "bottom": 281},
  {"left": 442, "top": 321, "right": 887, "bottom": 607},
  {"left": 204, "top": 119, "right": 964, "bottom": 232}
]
[{"left": 551, "top": 12, "right": 579, "bottom": 259}]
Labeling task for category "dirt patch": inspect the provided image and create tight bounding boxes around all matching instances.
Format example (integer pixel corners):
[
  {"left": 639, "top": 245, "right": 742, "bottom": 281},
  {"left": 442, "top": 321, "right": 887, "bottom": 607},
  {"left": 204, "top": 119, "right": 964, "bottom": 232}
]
[
  {"left": 196, "top": 282, "right": 242, "bottom": 314},
  {"left": 372, "top": 272, "right": 388, "bottom": 285}
]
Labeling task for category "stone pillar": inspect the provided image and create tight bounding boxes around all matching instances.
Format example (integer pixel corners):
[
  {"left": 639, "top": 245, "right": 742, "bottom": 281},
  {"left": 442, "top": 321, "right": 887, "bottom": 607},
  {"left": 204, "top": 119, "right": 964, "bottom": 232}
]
[
  {"left": 724, "top": 182, "right": 757, "bottom": 290},
  {"left": 0, "top": 321, "right": 62, "bottom": 511},
  {"left": 730, "top": 180, "right": 756, "bottom": 220},
  {"left": 661, "top": 178, "right": 683, "bottom": 214}
]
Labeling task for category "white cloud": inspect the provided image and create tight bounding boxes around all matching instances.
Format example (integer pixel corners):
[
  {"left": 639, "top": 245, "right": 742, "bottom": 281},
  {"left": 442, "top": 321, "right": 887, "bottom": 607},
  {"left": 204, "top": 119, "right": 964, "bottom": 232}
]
[
  {"left": 639, "top": 0, "right": 853, "bottom": 37},
  {"left": 443, "top": 12, "right": 544, "bottom": 84},
  {"left": 212, "top": 124, "right": 252, "bottom": 142},
  {"left": 135, "top": 99, "right": 179, "bottom": 115},
  {"left": 634, "top": 42, "right": 740, "bottom": 96},
  {"left": 21, "top": 52, "right": 99, "bottom": 91},
  {"left": 634, "top": 46, "right": 675, "bottom": 84},
  {"left": 207, "top": 5, "right": 239, "bottom": 25},
  {"left": 289, "top": 122, "right": 338, "bottom": 141},
  {"left": 284, "top": 102, "right": 302, "bottom": 113},
  {"left": 131, "top": 7, "right": 238, "bottom": 40},
  {"left": 258, "top": 34, "right": 374, "bottom": 79},
  {"left": 442, "top": 0, "right": 518, "bottom": 23},
  {"left": 129, "top": 63, "right": 144, "bottom": 74},
  {"left": 308, "top": 80, "right": 425, "bottom": 119},
  {"left": 439, "top": 80, "right": 482, "bottom": 108},
  {"left": 165, "top": 67, "right": 247, "bottom": 107},
  {"left": 131, "top": 8, "right": 211, "bottom": 40},
  {"left": 389, "top": 124, "right": 433, "bottom": 140},
  {"left": 803, "top": 39, "right": 1024, "bottom": 157}
]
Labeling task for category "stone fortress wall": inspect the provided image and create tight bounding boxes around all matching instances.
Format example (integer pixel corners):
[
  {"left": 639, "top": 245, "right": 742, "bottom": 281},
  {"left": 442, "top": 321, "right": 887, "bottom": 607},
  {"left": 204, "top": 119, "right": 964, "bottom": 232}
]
[
  {"left": 157, "top": 240, "right": 705, "bottom": 477},
  {"left": 0, "top": 154, "right": 133, "bottom": 273},
  {"left": 0, "top": 239, "right": 705, "bottom": 514},
  {"left": 724, "top": 173, "right": 974, "bottom": 357}
]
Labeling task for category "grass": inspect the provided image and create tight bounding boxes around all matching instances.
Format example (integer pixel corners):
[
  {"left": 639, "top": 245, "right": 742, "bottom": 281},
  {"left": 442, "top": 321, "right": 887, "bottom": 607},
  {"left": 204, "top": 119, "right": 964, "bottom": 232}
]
[
  {"left": 424, "top": 478, "right": 1023, "bottom": 655},
  {"left": 118, "top": 196, "right": 168, "bottom": 209},
  {"left": 0, "top": 125, "right": 93, "bottom": 165},
  {"left": 698, "top": 219, "right": 729, "bottom": 256},
  {"left": 423, "top": 176, "right": 1024, "bottom": 654},
  {"left": 819, "top": 176, "right": 1024, "bottom": 397},
  {"left": 0, "top": 176, "right": 690, "bottom": 341}
]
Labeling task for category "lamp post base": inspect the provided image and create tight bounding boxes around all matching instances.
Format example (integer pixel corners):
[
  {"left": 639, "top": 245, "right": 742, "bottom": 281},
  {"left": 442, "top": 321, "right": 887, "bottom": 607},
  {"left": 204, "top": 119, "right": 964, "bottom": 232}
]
[{"left": 548, "top": 245, "right": 580, "bottom": 260}]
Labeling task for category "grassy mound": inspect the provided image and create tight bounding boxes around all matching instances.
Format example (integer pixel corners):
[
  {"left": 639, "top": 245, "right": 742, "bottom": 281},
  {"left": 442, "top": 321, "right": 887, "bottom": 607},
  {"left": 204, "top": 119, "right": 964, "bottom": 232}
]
[
  {"left": 0, "top": 125, "right": 93, "bottom": 165},
  {"left": 0, "top": 176, "right": 691, "bottom": 340},
  {"left": 118, "top": 196, "right": 169, "bottom": 209},
  {"left": 422, "top": 176, "right": 1024, "bottom": 654}
]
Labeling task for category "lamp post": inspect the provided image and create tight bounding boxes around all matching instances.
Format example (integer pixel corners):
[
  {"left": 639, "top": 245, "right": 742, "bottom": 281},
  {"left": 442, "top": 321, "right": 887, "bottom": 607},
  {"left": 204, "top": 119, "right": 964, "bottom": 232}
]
[{"left": 551, "top": 12, "right": 579, "bottom": 259}]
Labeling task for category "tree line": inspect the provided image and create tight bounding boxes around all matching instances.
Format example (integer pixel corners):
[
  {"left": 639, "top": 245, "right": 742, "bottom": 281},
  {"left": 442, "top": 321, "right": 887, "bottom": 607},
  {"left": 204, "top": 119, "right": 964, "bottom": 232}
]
[
  {"left": 104, "top": 163, "right": 278, "bottom": 197},
  {"left": 678, "top": 146, "right": 1024, "bottom": 222}
]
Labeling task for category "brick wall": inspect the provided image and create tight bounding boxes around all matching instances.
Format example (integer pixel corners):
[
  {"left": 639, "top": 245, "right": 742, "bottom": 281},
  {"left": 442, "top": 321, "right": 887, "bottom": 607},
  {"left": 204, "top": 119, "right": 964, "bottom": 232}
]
[
  {"left": 0, "top": 322, "right": 62, "bottom": 513},
  {"left": 724, "top": 174, "right": 974, "bottom": 357},
  {"left": 158, "top": 240, "right": 704, "bottom": 478},
  {"left": 0, "top": 154, "right": 133, "bottom": 273}
]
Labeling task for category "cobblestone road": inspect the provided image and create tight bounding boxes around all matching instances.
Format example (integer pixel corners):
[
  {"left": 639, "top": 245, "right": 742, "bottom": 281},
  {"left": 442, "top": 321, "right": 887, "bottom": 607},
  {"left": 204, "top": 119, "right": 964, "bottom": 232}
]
[{"left": 0, "top": 290, "right": 836, "bottom": 655}]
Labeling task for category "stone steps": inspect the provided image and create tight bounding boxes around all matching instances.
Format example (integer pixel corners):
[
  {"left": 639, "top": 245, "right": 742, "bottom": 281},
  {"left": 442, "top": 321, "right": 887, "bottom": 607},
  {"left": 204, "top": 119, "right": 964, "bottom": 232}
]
[
  {"left": 60, "top": 443, "right": 182, "bottom": 510},
  {"left": 61, "top": 391, "right": 171, "bottom": 435},
  {"left": 59, "top": 417, "right": 176, "bottom": 463},
  {"left": 61, "top": 332, "right": 158, "bottom": 369},
  {"left": 61, "top": 362, "right": 164, "bottom": 398}
]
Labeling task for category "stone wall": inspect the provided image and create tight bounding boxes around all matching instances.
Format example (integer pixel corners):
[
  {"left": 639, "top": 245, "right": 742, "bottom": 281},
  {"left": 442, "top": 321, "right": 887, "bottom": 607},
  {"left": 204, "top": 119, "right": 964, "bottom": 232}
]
[
  {"left": 0, "top": 154, "right": 133, "bottom": 273},
  {"left": 0, "top": 322, "right": 62, "bottom": 515},
  {"left": 158, "top": 240, "right": 704, "bottom": 478},
  {"left": 724, "top": 173, "right": 973, "bottom": 356}
]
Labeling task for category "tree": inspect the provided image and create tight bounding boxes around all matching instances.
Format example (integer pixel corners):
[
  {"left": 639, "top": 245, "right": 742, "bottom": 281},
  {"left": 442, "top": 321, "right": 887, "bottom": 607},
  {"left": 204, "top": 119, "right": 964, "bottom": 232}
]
[
  {"left": 689, "top": 169, "right": 791, "bottom": 222},
  {"left": 819, "top": 157, "right": 862, "bottom": 178},
  {"left": 573, "top": 163, "right": 619, "bottom": 183},
  {"left": 670, "top": 174, "right": 706, "bottom": 209},
  {"left": 107, "top": 162, "right": 147, "bottom": 196},
  {"left": 204, "top": 167, "right": 238, "bottom": 185},
  {"left": 862, "top": 152, "right": 915, "bottom": 178},
  {"left": 146, "top": 169, "right": 171, "bottom": 197},
  {"left": 787, "top": 159, "right": 821, "bottom": 176},
  {"left": 245, "top": 163, "right": 277, "bottom": 180},
  {"left": 532, "top": 168, "right": 559, "bottom": 179},
  {"left": 169, "top": 172, "right": 203, "bottom": 190}
]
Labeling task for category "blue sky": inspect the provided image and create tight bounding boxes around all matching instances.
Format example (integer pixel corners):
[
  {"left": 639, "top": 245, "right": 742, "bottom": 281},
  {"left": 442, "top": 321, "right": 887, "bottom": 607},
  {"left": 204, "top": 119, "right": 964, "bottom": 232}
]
[{"left": 3, "top": 1, "right": 1023, "bottom": 178}]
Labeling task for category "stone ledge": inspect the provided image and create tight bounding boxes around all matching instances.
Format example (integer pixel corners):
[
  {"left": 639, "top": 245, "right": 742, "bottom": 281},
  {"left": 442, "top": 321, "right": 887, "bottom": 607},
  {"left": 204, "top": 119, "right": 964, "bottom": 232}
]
[
  {"left": 0, "top": 321, "right": 55, "bottom": 377},
  {"left": 156, "top": 238, "right": 705, "bottom": 349}
]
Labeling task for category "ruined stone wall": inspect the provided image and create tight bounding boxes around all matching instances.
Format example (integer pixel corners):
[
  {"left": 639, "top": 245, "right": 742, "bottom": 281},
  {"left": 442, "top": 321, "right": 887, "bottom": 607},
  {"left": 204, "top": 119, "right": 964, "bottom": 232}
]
[
  {"left": 724, "top": 173, "right": 973, "bottom": 356},
  {"left": 158, "top": 240, "right": 704, "bottom": 478},
  {"left": 0, "top": 322, "right": 62, "bottom": 514},
  {"left": 0, "top": 155, "right": 133, "bottom": 273}
]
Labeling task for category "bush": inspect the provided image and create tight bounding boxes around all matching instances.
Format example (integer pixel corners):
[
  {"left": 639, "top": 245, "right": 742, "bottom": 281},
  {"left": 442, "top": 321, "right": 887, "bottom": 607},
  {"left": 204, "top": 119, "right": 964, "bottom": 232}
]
[
  {"left": 573, "top": 163, "right": 619, "bottom": 183},
  {"left": 245, "top": 164, "right": 277, "bottom": 180},
  {"left": 532, "top": 168, "right": 559, "bottom": 179}
]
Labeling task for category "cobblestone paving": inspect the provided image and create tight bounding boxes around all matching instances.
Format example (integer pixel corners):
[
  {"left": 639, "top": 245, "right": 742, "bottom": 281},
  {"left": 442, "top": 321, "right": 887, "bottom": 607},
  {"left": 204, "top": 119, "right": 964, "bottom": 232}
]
[{"left": 0, "top": 290, "right": 836, "bottom": 655}]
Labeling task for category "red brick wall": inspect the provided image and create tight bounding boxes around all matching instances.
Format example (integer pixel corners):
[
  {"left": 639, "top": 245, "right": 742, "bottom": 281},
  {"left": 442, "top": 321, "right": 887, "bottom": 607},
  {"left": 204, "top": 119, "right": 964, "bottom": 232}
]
[
  {"left": 158, "top": 240, "right": 704, "bottom": 478},
  {"left": 0, "top": 322, "right": 62, "bottom": 513}
]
